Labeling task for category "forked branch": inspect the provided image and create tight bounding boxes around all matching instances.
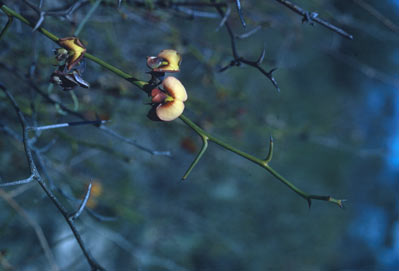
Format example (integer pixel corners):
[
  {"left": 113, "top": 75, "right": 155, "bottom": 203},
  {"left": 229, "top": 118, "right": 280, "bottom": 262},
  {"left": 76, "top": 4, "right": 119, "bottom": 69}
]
[{"left": 0, "top": 4, "right": 344, "bottom": 208}]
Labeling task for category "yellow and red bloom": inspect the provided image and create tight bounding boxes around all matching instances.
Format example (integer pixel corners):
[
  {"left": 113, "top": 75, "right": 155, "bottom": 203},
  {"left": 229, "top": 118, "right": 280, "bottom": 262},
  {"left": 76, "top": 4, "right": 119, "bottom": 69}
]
[{"left": 150, "top": 76, "right": 187, "bottom": 121}]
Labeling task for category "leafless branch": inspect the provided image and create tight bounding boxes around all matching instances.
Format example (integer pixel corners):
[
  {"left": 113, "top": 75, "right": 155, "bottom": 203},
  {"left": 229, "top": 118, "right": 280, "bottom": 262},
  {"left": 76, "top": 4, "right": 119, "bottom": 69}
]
[
  {"left": 0, "top": 83, "right": 106, "bottom": 271},
  {"left": 214, "top": 3, "right": 280, "bottom": 91},
  {"left": 352, "top": 0, "right": 399, "bottom": 33},
  {"left": 274, "top": 0, "right": 354, "bottom": 40}
]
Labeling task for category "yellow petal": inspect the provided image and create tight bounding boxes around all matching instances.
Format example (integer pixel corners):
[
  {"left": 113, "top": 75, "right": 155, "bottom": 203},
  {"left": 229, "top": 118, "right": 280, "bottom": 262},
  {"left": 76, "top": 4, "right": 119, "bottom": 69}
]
[
  {"left": 153, "top": 49, "right": 181, "bottom": 72},
  {"left": 58, "top": 37, "right": 86, "bottom": 70},
  {"left": 156, "top": 100, "right": 185, "bottom": 121},
  {"left": 163, "top": 76, "right": 187, "bottom": 102}
]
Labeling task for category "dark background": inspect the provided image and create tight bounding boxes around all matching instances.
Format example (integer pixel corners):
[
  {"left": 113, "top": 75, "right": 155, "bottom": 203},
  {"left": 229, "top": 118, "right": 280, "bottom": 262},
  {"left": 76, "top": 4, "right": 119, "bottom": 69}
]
[{"left": 0, "top": 0, "right": 398, "bottom": 270}]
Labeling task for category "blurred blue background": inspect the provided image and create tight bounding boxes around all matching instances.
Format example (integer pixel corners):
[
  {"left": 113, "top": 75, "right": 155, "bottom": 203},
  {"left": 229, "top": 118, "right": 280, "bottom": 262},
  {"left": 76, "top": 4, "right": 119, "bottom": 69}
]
[{"left": 0, "top": 0, "right": 398, "bottom": 270}]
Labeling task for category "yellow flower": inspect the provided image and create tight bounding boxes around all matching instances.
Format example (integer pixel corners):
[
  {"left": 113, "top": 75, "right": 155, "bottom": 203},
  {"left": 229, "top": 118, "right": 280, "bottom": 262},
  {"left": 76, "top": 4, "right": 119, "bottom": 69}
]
[
  {"left": 146, "top": 49, "right": 182, "bottom": 73},
  {"left": 58, "top": 37, "right": 86, "bottom": 70}
]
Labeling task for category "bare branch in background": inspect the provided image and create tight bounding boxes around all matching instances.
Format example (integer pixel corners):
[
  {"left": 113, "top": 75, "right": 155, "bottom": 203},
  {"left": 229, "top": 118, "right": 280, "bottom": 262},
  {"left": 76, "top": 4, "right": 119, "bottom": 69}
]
[
  {"left": 235, "top": 0, "right": 246, "bottom": 28},
  {"left": 0, "top": 62, "right": 171, "bottom": 156},
  {"left": 352, "top": 0, "right": 399, "bottom": 33},
  {"left": 0, "top": 84, "right": 106, "bottom": 271},
  {"left": 274, "top": 0, "right": 354, "bottom": 40},
  {"left": 0, "top": 189, "right": 59, "bottom": 271},
  {"left": 20, "top": 0, "right": 89, "bottom": 31},
  {"left": 213, "top": 2, "right": 280, "bottom": 91}
]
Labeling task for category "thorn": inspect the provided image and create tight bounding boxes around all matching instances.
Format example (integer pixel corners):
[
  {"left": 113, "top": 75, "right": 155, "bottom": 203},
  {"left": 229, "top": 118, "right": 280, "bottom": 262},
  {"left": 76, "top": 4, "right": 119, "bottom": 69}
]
[
  {"left": 307, "top": 198, "right": 312, "bottom": 209},
  {"left": 32, "top": 12, "right": 45, "bottom": 32},
  {"left": 70, "top": 182, "right": 92, "bottom": 221},
  {"left": 256, "top": 44, "right": 266, "bottom": 65},
  {"left": 267, "top": 68, "right": 280, "bottom": 92},
  {"left": 215, "top": 6, "right": 231, "bottom": 32},
  {"left": 235, "top": 25, "right": 262, "bottom": 39},
  {"left": 235, "top": 0, "right": 246, "bottom": 28},
  {"left": 264, "top": 135, "right": 274, "bottom": 163}
]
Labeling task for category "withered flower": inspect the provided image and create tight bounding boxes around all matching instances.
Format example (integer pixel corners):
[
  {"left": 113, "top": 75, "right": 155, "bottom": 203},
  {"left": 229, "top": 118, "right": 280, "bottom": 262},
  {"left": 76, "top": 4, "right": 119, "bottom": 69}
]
[
  {"left": 58, "top": 37, "right": 86, "bottom": 71},
  {"left": 51, "top": 64, "right": 89, "bottom": 91}
]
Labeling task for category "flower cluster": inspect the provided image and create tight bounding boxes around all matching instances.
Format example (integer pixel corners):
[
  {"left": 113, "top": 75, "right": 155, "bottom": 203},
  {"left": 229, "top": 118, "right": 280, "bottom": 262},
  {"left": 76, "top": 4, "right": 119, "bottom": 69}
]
[{"left": 146, "top": 49, "right": 187, "bottom": 121}]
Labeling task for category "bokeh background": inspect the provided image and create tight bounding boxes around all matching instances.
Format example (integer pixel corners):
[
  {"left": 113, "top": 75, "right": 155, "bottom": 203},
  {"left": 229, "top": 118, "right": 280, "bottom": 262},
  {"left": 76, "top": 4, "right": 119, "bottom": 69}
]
[{"left": 0, "top": 0, "right": 398, "bottom": 270}]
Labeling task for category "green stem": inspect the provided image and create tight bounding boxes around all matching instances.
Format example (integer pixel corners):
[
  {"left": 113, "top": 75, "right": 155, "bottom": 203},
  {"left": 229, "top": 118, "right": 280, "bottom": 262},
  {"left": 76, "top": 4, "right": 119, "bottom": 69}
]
[
  {"left": 179, "top": 114, "right": 310, "bottom": 200},
  {"left": 0, "top": 5, "right": 147, "bottom": 90},
  {"left": 0, "top": 4, "right": 344, "bottom": 208},
  {"left": 84, "top": 53, "right": 147, "bottom": 90},
  {"left": 1, "top": 5, "right": 58, "bottom": 42},
  {"left": 0, "top": 14, "right": 13, "bottom": 41}
]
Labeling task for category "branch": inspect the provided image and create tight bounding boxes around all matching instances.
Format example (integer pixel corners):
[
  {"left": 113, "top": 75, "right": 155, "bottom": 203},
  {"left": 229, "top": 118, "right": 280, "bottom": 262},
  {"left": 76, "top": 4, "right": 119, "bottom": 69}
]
[
  {"left": 274, "top": 0, "right": 354, "bottom": 40},
  {"left": 352, "top": 0, "right": 399, "bottom": 33},
  {"left": 0, "top": 5, "right": 344, "bottom": 208},
  {"left": 31, "top": 120, "right": 107, "bottom": 131},
  {"left": 213, "top": 2, "right": 281, "bottom": 91},
  {"left": 0, "top": 62, "right": 170, "bottom": 156},
  {"left": 179, "top": 115, "right": 344, "bottom": 208},
  {"left": 0, "top": 84, "right": 106, "bottom": 271}
]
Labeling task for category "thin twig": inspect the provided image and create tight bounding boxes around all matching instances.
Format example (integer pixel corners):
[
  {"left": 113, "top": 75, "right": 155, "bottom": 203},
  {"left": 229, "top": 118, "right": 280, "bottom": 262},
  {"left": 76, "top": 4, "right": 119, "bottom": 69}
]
[
  {"left": 352, "top": 0, "right": 399, "bottom": 33},
  {"left": 213, "top": 2, "right": 280, "bottom": 91},
  {"left": 31, "top": 120, "right": 107, "bottom": 131},
  {"left": 274, "top": 0, "right": 354, "bottom": 40}
]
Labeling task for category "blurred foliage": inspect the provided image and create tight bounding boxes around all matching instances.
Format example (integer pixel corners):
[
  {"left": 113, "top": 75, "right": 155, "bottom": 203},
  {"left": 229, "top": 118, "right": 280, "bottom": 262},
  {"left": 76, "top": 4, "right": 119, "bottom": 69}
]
[{"left": 0, "top": 0, "right": 398, "bottom": 270}]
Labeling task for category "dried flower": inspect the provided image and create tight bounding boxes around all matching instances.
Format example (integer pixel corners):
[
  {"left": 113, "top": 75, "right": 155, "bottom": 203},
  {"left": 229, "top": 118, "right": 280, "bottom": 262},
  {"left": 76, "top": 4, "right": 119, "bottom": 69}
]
[
  {"left": 51, "top": 68, "right": 89, "bottom": 91},
  {"left": 58, "top": 37, "right": 86, "bottom": 71}
]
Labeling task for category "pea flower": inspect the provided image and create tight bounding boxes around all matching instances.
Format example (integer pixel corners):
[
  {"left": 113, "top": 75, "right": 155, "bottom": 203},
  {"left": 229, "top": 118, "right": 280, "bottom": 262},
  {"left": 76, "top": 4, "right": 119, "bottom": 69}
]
[
  {"left": 146, "top": 49, "right": 182, "bottom": 73},
  {"left": 150, "top": 76, "right": 187, "bottom": 121}
]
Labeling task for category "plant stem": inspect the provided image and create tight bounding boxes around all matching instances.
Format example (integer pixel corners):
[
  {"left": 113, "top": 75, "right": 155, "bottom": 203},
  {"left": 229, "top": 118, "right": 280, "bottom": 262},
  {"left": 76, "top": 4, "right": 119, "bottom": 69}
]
[
  {"left": 0, "top": 13, "right": 13, "bottom": 40},
  {"left": 0, "top": 4, "right": 344, "bottom": 208}
]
